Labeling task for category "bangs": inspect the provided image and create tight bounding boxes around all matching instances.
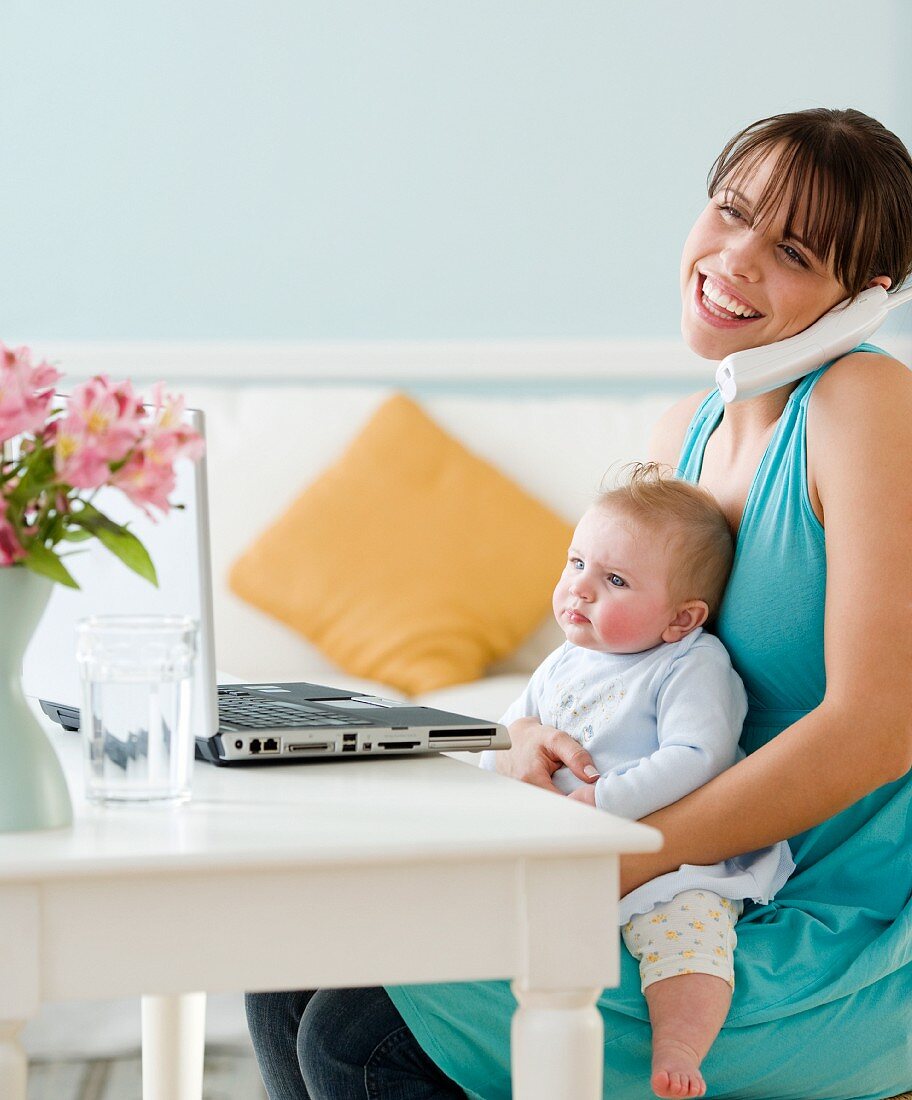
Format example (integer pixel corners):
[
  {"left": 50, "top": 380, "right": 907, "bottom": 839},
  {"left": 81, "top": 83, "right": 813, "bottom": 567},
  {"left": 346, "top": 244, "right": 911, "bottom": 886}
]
[{"left": 708, "top": 129, "right": 879, "bottom": 296}]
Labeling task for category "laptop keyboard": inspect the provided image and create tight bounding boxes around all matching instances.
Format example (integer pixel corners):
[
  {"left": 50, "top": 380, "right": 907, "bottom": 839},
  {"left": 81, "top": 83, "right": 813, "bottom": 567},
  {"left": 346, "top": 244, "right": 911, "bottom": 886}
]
[{"left": 217, "top": 691, "right": 367, "bottom": 730}]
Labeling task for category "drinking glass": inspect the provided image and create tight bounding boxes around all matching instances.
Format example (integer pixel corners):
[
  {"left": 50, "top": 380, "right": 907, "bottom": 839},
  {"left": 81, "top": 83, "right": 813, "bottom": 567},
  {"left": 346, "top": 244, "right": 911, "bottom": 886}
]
[{"left": 76, "top": 615, "right": 199, "bottom": 804}]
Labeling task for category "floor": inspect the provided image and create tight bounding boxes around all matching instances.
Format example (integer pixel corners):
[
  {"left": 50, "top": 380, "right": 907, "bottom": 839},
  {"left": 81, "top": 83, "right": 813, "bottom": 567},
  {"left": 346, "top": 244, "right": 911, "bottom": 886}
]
[{"left": 27, "top": 1047, "right": 267, "bottom": 1100}]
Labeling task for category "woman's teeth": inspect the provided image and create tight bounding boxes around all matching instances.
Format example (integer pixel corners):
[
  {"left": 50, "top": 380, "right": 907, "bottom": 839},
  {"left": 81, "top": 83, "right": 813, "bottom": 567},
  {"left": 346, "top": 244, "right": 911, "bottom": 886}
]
[{"left": 702, "top": 276, "right": 761, "bottom": 319}]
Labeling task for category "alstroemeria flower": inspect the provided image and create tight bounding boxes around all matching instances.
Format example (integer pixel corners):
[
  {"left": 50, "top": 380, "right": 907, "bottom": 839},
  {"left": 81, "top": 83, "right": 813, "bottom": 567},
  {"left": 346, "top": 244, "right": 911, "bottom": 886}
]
[
  {"left": 0, "top": 496, "right": 25, "bottom": 565},
  {"left": 0, "top": 344, "right": 62, "bottom": 444},
  {"left": 0, "top": 339, "right": 206, "bottom": 585},
  {"left": 110, "top": 385, "right": 204, "bottom": 517},
  {"left": 109, "top": 445, "right": 177, "bottom": 517},
  {"left": 145, "top": 384, "right": 205, "bottom": 463},
  {"left": 54, "top": 375, "right": 146, "bottom": 489}
]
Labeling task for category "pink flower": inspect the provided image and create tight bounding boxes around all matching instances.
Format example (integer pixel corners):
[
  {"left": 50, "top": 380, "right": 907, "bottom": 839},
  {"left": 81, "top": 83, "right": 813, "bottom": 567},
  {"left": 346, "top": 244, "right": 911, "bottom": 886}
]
[
  {"left": 0, "top": 497, "right": 25, "bottom": 566},
  {"left": 109, "top": 383, "right": 204, "bottom": 517},
  {"left": 54, "top": 375, "right": 146, "bottom": 489},
  {"left": 109, "top": 446, "right": 177, "bottom": 517},
  {"left": 0, "top": 343, "right": 205, "bottom": 583},
  {"left": 146, "top": 384, "right": 205, "bottom": 462},
  {"left": 0, "top": 344, "right": 62, "bottom": 444}
]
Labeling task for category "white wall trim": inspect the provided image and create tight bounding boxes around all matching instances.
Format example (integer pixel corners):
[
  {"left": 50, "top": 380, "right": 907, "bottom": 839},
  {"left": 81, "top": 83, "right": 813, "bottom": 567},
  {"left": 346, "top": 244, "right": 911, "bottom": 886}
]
[
  {"left": 29, "top": 339, "right": 709, "bottom": 385},
  {"left": 27, "top": 337, "right": 912, "bottom": 387}
]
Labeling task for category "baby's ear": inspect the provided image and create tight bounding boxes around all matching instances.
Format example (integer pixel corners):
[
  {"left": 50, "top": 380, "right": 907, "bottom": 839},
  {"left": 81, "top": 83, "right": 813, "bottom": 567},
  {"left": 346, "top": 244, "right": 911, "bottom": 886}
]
[{"left": 662, "top": 600, "right": 709, "bottom": 643}]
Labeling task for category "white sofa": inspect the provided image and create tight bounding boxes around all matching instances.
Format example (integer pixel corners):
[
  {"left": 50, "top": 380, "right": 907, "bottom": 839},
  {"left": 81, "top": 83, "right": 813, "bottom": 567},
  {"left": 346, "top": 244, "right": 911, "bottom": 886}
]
[
  {"left": 193, "top": 382, "right": 685, "bottom": 722},
  {"left": 24, "top": 368, "right": 691, "bottom": 1060}
]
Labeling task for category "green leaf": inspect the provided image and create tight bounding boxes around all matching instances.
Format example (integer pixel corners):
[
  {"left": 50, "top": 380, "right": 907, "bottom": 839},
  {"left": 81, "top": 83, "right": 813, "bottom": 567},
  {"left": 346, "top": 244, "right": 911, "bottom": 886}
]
[
  {"left": 70, "top": 503, "right": 159, "bottom": 586},
  {"left": 24, "top": 542, "right": 80, "bottom": 588},
  {"left": 9, "top": 448, "right": 56, "bottom": 506},
  {"left": 61, "top": 526, "right": 94, "bottom": 542}
]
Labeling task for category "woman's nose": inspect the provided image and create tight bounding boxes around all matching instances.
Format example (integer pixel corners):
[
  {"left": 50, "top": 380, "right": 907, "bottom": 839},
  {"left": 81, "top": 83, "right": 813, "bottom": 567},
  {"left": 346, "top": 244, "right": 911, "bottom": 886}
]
[{"left": 720, "top": 239, "right": 762, "bottom": 282}]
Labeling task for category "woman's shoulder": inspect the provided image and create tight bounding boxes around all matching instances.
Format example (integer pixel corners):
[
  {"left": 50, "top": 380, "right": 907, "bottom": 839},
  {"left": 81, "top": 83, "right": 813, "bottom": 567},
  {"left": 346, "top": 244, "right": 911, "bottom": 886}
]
[
  {"left": 808, "top": 349, "right": 911, "bottom": 443},
  {"left": 806, "top": 348, "right": 912, "bottom": 517},
  {"left": 812, "top": 348, "right": 910, "bottom": 405},
  {"left": 648, "top": 387, "right": 714, "bottom": 468}
]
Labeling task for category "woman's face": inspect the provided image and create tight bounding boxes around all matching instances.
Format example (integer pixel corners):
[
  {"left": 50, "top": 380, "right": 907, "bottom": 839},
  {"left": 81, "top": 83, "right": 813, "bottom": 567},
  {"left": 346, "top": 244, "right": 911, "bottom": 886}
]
[{"left": 680, "top": 148, "right": 851, "bottom": 361}]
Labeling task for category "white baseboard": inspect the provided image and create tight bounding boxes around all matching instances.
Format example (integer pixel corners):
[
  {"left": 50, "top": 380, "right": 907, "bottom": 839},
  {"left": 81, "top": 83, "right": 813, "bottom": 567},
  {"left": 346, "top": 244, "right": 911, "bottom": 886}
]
[{"left": 26, "top": 337, "right": 912, "bottom": 388}]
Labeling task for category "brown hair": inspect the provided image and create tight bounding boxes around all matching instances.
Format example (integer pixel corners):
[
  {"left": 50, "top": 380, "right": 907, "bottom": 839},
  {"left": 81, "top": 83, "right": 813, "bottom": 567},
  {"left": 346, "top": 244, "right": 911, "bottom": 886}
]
[
  {"left": 596, "top": 463, "right": 733, "bottom": 618},
  {"left": 708, "top": 108, "right": 912, "bottom": 298}
]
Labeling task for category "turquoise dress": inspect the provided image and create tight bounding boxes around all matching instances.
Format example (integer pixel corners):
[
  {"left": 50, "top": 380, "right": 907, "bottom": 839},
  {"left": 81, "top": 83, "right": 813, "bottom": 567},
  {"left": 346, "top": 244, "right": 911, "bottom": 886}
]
[{"left": 387, "top": 348, "right": 912, "bottom": 1100}]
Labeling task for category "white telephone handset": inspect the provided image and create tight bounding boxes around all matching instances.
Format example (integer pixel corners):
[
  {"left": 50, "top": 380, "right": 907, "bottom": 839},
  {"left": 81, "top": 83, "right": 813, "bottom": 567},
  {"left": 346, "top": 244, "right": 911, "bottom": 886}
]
[{"left": 715, "top": 284, "right": 912, "bottom": 403}]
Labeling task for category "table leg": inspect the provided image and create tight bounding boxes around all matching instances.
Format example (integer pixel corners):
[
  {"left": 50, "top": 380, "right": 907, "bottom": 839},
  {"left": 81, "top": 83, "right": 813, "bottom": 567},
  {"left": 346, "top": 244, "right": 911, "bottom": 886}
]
[
  {"left": 141, "top": 991, "right": 206, "bottom": 1100},
  {"left": 0, "top": 1020, "right": 27, "bottom": 1100},
  {"left": 510, "top": 983, "right": 603, "bottom": 1100}
]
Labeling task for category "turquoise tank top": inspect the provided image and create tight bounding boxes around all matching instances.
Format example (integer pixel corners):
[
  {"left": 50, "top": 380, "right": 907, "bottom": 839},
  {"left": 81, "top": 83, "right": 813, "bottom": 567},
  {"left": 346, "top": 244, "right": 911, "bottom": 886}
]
[
  {"left": 681, "top": 369, "right": 830, "bottom": 731},
  {"left": 388, "top": 347, "right": 912, "bottom": 1099}
]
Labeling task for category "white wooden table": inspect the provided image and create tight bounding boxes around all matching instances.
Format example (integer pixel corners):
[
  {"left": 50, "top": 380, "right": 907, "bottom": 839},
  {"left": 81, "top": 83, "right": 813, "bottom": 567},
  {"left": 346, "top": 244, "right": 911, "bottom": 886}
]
[{"left": 0, "top": 721, "right": 660, "bottom": 1100}]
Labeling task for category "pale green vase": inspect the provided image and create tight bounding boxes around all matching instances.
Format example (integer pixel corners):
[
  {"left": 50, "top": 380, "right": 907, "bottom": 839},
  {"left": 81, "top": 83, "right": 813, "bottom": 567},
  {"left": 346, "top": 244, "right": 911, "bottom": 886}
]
[{"left": 0, "top": 567, "right": 74, "bottom": 831}]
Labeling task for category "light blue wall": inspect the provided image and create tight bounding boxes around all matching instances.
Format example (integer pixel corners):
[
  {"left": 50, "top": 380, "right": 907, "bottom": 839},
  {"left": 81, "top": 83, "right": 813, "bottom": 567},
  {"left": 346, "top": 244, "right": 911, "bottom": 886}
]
[{"left": 1, "top": 1, "right": 909, "bottom": 340}]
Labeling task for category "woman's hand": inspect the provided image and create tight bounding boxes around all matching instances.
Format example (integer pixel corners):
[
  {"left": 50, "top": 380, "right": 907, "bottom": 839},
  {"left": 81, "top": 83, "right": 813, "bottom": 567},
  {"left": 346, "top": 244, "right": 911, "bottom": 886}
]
[{"left": 497, "top": 717, "right": 599, "bottom": 794}]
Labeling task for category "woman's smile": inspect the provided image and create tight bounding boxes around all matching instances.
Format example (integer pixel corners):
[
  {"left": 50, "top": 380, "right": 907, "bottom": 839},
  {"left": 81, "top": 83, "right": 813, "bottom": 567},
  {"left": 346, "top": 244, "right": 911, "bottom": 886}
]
[{"left": 695, "top": 273, "right": 765, "bottom": 328}]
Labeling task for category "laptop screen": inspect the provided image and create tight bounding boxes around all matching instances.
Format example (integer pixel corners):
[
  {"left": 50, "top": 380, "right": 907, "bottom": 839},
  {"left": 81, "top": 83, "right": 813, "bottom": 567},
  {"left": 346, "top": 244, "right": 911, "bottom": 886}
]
[{"left": 22, "top": 403, "right": 220, "bottom": 738}]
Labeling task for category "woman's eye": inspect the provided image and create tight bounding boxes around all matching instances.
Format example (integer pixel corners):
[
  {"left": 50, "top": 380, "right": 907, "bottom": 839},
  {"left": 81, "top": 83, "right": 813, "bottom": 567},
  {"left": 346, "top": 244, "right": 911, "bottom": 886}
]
[
  {"left": 718, "top": 203, "right": 744, "bottom": 221},
  {"left": 780, "top": 244, "right": 808, "bottom": 268},
  {"left": 607, "top": 574, "right": 626, "bottom": 588}
]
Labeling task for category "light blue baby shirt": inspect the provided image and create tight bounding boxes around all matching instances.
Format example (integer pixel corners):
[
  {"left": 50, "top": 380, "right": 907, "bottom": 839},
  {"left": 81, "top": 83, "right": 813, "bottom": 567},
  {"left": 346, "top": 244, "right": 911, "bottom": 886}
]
[{"left": 482, "top": 628, "right": 795, "bottom": 922}]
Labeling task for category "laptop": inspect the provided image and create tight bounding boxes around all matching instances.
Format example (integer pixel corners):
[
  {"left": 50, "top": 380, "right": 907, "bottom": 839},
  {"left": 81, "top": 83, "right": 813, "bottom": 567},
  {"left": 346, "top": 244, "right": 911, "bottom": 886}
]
[{"left": 27, "top": 403, "right": 510, "bottom": 765}]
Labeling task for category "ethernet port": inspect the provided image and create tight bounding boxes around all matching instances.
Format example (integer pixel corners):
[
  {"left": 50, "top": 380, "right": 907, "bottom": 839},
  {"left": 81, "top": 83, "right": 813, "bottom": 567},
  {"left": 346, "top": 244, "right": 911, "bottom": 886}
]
[{"left": 263, "top": 737, "right": 279, "bottom": 752}]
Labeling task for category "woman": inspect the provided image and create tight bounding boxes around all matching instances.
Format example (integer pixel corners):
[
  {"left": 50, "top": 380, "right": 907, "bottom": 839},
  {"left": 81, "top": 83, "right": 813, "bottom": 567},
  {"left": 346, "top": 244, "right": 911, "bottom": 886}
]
[{"left": 247, "top": 108, "right": 912, "bottom": 1100}]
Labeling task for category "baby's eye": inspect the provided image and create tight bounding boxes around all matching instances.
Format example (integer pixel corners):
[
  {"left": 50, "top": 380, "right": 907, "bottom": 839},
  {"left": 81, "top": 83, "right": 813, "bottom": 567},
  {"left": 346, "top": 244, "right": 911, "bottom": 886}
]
[
  {"left": 569, "top": 556, "right": 584, "bottom": 570},
  {"left": 607, "top": 574, "right": 626, "bottom": 588}
]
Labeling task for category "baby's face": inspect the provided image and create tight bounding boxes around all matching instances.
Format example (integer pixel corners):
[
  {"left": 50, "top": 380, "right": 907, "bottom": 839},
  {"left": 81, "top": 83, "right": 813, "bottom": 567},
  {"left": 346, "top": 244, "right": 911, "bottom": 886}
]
[{"left": 552, "top": 505, "right": 678, "bottom": 654}]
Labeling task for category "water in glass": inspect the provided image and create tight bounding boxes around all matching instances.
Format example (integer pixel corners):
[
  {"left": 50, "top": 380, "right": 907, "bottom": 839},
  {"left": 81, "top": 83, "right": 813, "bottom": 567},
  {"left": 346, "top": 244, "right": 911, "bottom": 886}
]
[{"left": 77, "top": 616, "right": 198, "bottom": 804}]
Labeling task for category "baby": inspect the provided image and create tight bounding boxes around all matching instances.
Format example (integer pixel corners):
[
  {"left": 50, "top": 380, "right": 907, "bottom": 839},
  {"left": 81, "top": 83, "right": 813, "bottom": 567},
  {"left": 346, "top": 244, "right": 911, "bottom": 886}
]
[{"left": 482, "top": 463, "right": 793, "bottom": 1099}]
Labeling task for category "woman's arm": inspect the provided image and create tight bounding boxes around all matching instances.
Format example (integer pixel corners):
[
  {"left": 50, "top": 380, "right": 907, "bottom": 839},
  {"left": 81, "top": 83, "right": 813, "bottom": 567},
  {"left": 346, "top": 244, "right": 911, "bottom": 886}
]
[{"left": 624, "top": 359, "right": 912, "bottom": 896}]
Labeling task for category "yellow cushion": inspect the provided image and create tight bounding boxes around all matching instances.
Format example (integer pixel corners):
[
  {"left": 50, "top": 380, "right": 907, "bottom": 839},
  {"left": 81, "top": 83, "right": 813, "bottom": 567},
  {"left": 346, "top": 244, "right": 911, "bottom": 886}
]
[{"left": 228, "top": 393, "right": 572, "bottom": 695}]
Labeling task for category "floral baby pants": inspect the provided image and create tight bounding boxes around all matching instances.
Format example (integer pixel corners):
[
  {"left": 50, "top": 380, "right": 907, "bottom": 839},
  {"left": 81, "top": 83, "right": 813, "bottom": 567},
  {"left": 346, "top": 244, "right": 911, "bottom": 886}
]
[{"left": 621, "top": 889, "right": 743, "bottom": 992}]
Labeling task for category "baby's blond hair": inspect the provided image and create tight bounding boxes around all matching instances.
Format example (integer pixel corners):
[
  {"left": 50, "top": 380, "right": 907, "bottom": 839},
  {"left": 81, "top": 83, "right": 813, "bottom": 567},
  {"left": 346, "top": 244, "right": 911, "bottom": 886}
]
[{"left": 595, "top": 462, "right": 734, "bottom": 618}]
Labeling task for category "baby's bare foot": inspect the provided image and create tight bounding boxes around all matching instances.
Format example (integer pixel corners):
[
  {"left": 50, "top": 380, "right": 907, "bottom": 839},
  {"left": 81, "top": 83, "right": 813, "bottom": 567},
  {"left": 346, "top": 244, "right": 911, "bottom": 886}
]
[{"left": 651, "top": 1038, "right": 707, "bottom": 1098}]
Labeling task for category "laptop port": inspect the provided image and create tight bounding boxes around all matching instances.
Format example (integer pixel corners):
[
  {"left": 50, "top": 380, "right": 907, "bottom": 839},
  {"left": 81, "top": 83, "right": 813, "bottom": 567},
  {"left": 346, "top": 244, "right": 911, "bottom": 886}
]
[
  {"left": 250, "top": 738, "right": 261, "bottom": 754},
  {"left": 342, "top": 743, "right": 356, "bottom": 752},
  {"left": 263, "top": 737, "right": 280, "bottom": 752},
  {"left": 286, "top": 742, "right": 331, "bottom": 753},
  {"left": 234, "top": 739, "right": 243, "bottom": 750},
  {"left": 428, "top": 728, "right": 496, "bottom": 740},
  {"left": 378, "top": 741, "right": 420, "bottom": 750}
]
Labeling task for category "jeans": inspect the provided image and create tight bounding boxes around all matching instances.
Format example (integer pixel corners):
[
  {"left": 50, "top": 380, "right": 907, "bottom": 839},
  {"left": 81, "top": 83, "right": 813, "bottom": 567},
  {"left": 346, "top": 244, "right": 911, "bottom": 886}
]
[{"left": 245, "top": 986, "right": 466, "bottom": 1100}]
